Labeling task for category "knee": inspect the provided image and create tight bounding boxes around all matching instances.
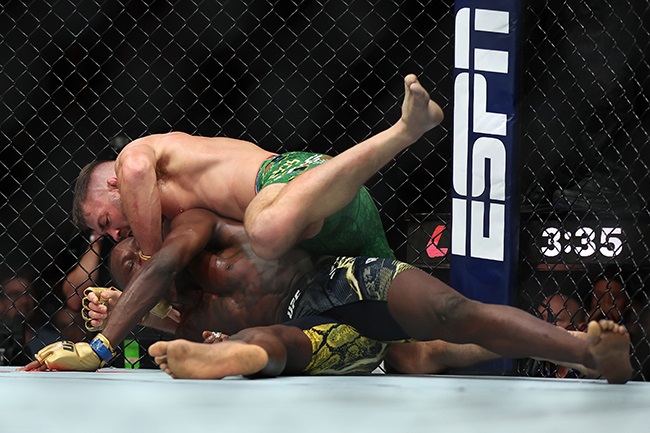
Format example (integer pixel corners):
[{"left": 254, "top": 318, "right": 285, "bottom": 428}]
[
  {"left": 245, "top": 209, "right": 322, "bottom": 260},
  {"left": 246, "top": 222, "right": 286, "bottom": 260},
  {"left": 411, "top": 293, "right": 475, "bottom": 342},
  {"left": 391, "top": 291, "right": 473, "bottom": 342},
  {"left": 435, "top": 293, "right": 471, "bottom": 324},
  {"left": 245, "top": 212, "right": 300, "bottom": 260}
]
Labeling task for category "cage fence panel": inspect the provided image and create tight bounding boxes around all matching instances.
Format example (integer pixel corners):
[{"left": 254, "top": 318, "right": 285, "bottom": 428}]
[
  {"left": 516, "top": 0, "right": 650, "bottom": 380},
  {"left": 1, "top": 1, "right": 648, "bottom": 378}
]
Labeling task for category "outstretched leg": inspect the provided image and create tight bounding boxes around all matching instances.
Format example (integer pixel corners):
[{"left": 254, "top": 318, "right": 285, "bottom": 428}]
[
  {"left": 244, "top": 74, "right": 444, "bottom": 259},
  {"left": 385, "top": 332, "right": 600, "bottom": 376},
  {"left": 386, "top": 269, "right": 633, "bottom": 383},
  {"left": 385, "top": 340, "right": 500, "bottom": 374}
]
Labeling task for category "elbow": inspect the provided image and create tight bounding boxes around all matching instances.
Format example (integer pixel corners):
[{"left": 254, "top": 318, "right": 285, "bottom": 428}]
[
  {"left": 119, "top": 151, "right": 154, "bottom": 182},
  {"left": 245, "top": 211, "right": 303, "bottom": 260}
]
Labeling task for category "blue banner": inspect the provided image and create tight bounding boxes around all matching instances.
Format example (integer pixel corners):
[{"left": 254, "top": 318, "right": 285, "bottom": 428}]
[{"left": 451, "top": 2, "right": 521, "bottom": 308}]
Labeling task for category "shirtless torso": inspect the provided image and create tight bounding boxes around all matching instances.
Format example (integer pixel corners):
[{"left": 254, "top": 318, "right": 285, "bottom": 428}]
[
  {"left": 173, "top": 242, "right": 318, "bottom": 338},
  {"left": 109, "top": 210, "right": 321, "bottom": 340},
  {"left": 78, "top": 74, "right": 442, "bottom": 260},
  {"left": 116, "top": 132, "right": 275, "bottom": 221}
]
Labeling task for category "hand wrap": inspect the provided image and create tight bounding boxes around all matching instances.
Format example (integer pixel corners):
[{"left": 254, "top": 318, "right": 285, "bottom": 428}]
[{"left": 89, "top": 333, "right": 115, "bottom": 363}]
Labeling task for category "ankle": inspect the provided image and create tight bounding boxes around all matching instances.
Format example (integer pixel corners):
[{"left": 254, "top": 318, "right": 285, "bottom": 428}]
[{"left": 391, "top": 119, "right": 423, "bottom": 145}]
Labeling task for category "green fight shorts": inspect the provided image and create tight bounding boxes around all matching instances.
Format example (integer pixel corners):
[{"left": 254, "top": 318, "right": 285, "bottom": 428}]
[{"left": 255, "top": 152, "right": 395, "bottom": 259}]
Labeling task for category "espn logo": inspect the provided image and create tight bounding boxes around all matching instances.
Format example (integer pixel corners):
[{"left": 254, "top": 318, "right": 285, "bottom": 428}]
[{"left": 452, "top": 6, "right": 512, "bottom": 262}]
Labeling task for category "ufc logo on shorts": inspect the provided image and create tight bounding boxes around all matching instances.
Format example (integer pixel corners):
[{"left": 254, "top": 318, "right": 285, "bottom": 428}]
[{"left": 452, "top": 7, "right": 510, "bottom": 262}]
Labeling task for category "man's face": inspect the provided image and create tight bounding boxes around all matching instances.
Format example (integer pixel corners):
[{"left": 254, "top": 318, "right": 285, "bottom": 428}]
[
  {"left": 537, "top": 295, "right": 584, "bottom": 331},
  {"left": 110, "top": 237, "right": 142, "bottom": 288},
  {"left": 83, "top": 189, "right": 131, "bottom": 242},
  {"left": 590, "top": 279, "right": 629, "bottom": 322},
  {"left": 0, "top": 278, "right": 34, "bottom": 323}
]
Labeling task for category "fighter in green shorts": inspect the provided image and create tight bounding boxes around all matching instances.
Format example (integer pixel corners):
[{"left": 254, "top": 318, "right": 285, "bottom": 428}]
[{"left": 255, "top": 152, "right": 395, "bottom": 259}]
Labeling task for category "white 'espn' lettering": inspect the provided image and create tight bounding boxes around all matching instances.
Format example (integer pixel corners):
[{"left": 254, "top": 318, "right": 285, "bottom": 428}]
[{"left": 452, "top": 7, "right": 510, "bottom": 262}]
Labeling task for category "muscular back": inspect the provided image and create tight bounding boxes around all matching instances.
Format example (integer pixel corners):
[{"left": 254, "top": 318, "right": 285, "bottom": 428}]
[{"left": 118, "top": 132, "right": 275, "bottom": 221}]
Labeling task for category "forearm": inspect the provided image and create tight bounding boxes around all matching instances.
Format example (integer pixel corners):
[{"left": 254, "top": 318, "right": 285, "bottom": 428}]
[
  {"left": 117, "top": 150, "right": 163, "bottom": 255},
  {"left": 101, "top": 262, "right": 176, "bottom": 345},
  {"left": 122, "top": 188, "right": 163, "bottom": 256},
  {"left": 102, "top": 218, "right": 215, "bottom": 347}
]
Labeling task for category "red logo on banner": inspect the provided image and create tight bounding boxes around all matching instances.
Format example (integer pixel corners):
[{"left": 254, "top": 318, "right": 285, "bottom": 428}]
[{"left": 426, "top": 225, "right": 448, "bottom": 258}]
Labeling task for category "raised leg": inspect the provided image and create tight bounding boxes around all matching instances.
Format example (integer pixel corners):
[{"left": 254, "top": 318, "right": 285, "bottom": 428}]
[{"left": 244, "top": 74, "right": 444, "bottom": 259}]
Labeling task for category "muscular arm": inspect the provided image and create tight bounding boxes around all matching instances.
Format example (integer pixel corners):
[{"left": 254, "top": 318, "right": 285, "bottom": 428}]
[
  {"left": 101, "top": 209, "right": 247, "bottom": 347},
  {"left": 115, "top": 141, "right": 163, "bottom": 257}
]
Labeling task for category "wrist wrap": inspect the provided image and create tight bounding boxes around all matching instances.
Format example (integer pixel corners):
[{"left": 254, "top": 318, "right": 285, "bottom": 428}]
[{"left": 90, "top": 333, "right": 115, "bottom": 362}]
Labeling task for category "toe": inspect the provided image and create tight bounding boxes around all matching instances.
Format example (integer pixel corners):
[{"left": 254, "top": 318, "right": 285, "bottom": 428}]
[
  {"left": 404, "top": 74, "right": 418, "bottom": 89},
  {"left": 587, "top": 321, "right": 602, "bottom": 343},
  {"left": 148, "top": 341, "right": 168, "bottom": 357}
]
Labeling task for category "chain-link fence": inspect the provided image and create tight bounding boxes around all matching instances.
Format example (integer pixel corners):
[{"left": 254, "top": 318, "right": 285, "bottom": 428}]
[
  {"left": 517, "top": 1, "right": 650, "bottom": 380},
  {"left": 1, "top": 1, "right": 648, "bottom": 379}
]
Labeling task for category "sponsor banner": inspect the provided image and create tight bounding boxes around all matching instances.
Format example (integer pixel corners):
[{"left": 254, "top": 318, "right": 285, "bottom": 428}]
[{"left": 450, "top": 0, "right": 521, "bottom": 307}]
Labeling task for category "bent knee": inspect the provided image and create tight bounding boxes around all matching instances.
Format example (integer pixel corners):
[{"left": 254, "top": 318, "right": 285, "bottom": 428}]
[
  {"left": 246, "top": 219, "right": 296, "bottom": 260},
  {"left": 437, "top": 293, "right": 471, "bottom": 323},
  {"left": 246, "top": 212, "right": 323, "bottom": 260},
  {"left": 247, "top": 230, "right": 286, "bottom": 260}
]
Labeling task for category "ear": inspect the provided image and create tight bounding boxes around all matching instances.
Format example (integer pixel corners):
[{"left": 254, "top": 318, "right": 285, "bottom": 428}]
[{"left": 107, "top": 176, "right": 119, "bottom": 189}]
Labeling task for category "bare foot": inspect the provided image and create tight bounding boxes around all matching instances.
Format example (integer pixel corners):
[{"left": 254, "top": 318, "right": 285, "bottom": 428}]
[
  {"left": 399, "top": 74, "right": 444, "bottom": 142},
  {"left": 148, "top": 339, "right": 268, "bottom": 379},
  {"left": 587, "top": 320, "right": 633, "bottom": 384},
  {"left": 551, "top": 330, "right": 599, "bottom": 377}
]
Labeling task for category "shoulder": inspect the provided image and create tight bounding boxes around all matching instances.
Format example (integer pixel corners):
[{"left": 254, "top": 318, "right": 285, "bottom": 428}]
[
  {"left": 118, "top": 132, "right": 188, "bottom": 155},
  {"left": 116, "top": 133, "right": 182, "bottom": 170}
]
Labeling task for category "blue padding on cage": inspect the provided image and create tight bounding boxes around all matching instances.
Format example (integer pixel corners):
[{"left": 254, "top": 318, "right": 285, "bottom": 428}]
[{"left": 450, "top": 0, "right": 522, "bottom": 372}]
